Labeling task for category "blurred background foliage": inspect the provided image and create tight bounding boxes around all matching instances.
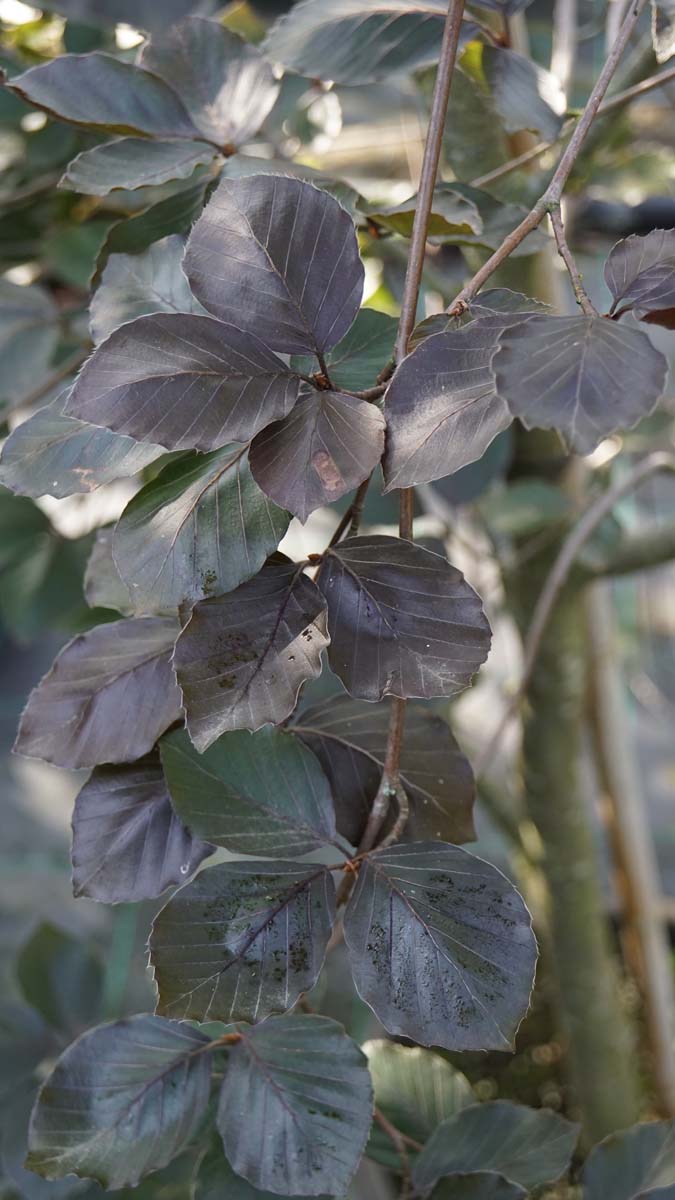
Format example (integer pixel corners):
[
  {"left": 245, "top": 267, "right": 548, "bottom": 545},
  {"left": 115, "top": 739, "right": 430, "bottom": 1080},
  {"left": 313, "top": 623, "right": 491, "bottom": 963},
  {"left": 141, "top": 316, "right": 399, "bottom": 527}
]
[{"left": 0, "top": 0, "right": 674, "bottom": 1196}]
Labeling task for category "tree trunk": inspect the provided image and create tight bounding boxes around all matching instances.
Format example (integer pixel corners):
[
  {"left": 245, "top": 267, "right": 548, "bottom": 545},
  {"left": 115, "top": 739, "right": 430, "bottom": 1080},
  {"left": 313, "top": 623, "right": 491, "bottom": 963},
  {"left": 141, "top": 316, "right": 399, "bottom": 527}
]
[{"left": 505, "top": 428, "right": 642, "bottom": 1143}]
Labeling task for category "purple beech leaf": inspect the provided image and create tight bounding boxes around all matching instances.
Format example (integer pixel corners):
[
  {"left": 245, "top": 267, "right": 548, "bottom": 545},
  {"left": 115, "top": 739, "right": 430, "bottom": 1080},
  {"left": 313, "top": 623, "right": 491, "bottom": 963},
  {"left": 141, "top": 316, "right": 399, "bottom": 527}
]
[
  {"left": 0, "top": 393, "right": 163, "bottom": 500},
  {"left": 94, "top": 175, "right": 211, "bottom": 285},
  {"left": 316, "top": 535, "right": 491, "bottom": 702},
  {"left": 113, "top": 446, "right": 290, "bottom": 616},
  {"left": 383, "top": 322, "right": 514, "bottom": 490},
  {"left": 493, "top": 314, "right": 669, "bottom": 454},
  {"left": 605, "top": 228, "right": 675, "bottom": 324},
  {"left": 409, "top": 287, "right": 549, "bottom": 348},
  {"left": 291, "top": 307, "right": 397, "bottom": 392},
  {"left": 40, "top": 0, "right": 201, "bottom": 31},
  {"left": 173, "top": 555, "right": 329, "bottom": 750},
  {"left": 263, "top": 0, "right": 479, "bottom": 86},
  {"left": 361, "top": 185, "right": 483, "bottom": 238},
  {"left": 195, "top": 1141, "right": 321, "bottom": 1200},
  {"left": 430, "top": 1176, "right": 527, "bottom": 1200},
  {"left": 71, "top": 753, "right": 213, "bottom": 904},
  {"left": 84, "top": 528, "right": 134, "bottom": 616},
  {"left": 292, "top": 696, "right": 476, "bottom": 846},
  {"left": 480, "top": 46, "right": 565, "bottom": 141},
  {"left": 434, "top": 183, "right": 548, "bottom": 255},
  {"left": 3, "top": 54, "right": 200, "bottom": 138},
  {"left": 412, "top": 1101, "right": 579, "bottom": 1193},
  {"left": 582, "top": 1119, "right": 675, "bottom": 1200},
  {"left": 140, "top": 19, "right": 280, "bottom": 148},
  {"left": 14, "top": 616, "right": 182, "bottom": 769},
  {"left": 66, "top": 312, "right": 304, "bottom": 453},
  {"left": 216, "top": 1014, "right": 372, "bottom": 1196},
  {"left": 90, "top": 234, "right": 207, "bottom": 345},
  {"left": 221, "top": 153, "right": 363, "bottom": 216},
  {"left": 26, "top": 1016, "right": 212, "bottom": 1189},
  {"left": 160, "top": 724, "right": 340, "bottom": 857},
  {"left": 343, "top": 842, "right": 537, "bottom": 1051},
  {"left": 250, "top": 389, "right": 385, "bottom": 523},
  {"left": 184, "top": 174, "right": 364, "bottom": 355},
  {"left": 60, "top": 137, "right": 216, "bottom": 197},
  {"left": 150, "top": 860, "right": 336, "bottom": 1022},
  {"left": 0, "top": 278, "right": 59, "bottom": 408}
]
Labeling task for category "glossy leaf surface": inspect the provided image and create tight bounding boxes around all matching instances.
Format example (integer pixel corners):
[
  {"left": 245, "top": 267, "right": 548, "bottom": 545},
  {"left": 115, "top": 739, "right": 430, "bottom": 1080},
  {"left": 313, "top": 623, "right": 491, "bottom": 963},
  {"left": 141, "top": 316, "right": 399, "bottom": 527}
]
[
  {"left": 160, "top": 725, "right": 339, "bottom": 856},
  {"left": 43, "top": 0, "right": 200, "bottom": 30},
  {"left": 194, "top": 1141, "right": 311, "bottom": 1200},
  {"left": 184, "top": 174, "right": 364, "bottom": 355},
  {"left": 291, "top": 307, "right": 396, "bottom": 392},
  {"left": 582, "top": 1120, "right": 675, "bottom": 1200},
  {"left": 217, "top": 1014, "right": 372, "bottom": 1195},
  {"left": 264, "top": 0, "right": 477, "bottom": 85},
  {"left": 71, "top": 754, "right": 212, "bottom": 904},
  {"left": 0, "top": 279, "right": 58, "bottom": 407},
  {"left": 293, "top": 696, "right": 476, "bottom": 846},
  {"left": 140, "top": 19, "right": 279, "bottom": 147},
  {"left": 364, "top": 186, "right": 482, "bottom": 238},
  {"left": 481, "top": 46, "right": 565, "bottom": 141},
  {"left": 5, "top": 54, "right": 199, "bottom": 138},
  {"left": 317, "top": 536, "right": 491, "bottom": 701},
  {"left": 90, "top": 234, "right": 206, "bottom": 344},
  {"left": 151, "top": 860, "right": 335, "bottom": 1021},
  {"left": 250, "top": 389, "right": 385, "bottom": 522},
  {"left": 67, "top": 312, "right": 303, "bottom": 452},
  {"left": 384, "top": 322, "right": 513, "bottom": 489},
  {"left": 114, "top": 446, "right": 289, "bottom": 615},
  {"left": 605, "top": 229, "right": 675, "bottom": 322},
  {"left": 61, "top": 138, "right": 215, "bottom": 196},
  {"left": 0, "top": 394, "right": 163, "bottom": 500},
  {"left": 15, "top": 617, "right": 182, "bottom": 768},
  {"left": 174, "top": 556, "right": 329, "bottom": 749},
  {"left": 412, "top": 1101, "right": 579, "bottom": 1193},
  {"left": 431, "top": 1176, "right": 527, "bottom": 1200},
  {"left": 90, "top": 235, "right": 205, "bottom": 345},
  {"left": 344, "top": 842, "right": 536, "bottom": 1050},
  {"left": 493, "top": 315, "right": 668, "bottom": 453},
  {"left": 26, "top": 1016, "right": 212, "bottom": 1189}
]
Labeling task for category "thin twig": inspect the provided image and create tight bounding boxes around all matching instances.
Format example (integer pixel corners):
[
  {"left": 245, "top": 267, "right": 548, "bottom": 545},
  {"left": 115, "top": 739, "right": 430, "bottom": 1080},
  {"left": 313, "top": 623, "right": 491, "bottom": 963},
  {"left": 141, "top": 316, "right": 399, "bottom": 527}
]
[
  {"left": 600, "top": 62, "right": 675, "bottom": 110},
  {"left": 476, "top": 451, "right": 675, "bottom": 775},
  {"left": 373, "top": 1106, "right": 420, "bottom": 1193},
  {"left": 549, "top": 205, "right": 598, "bottom": 315},
  {"left": 354, "top": 0, "right": 467, "bottom": 864},
  {"left": 449, "top": 0, "right": 650, "bottom": 312},
  {"left": 348, "top": 476, "right": 372, "bottom": 537},
  {"left": 470, "top": 63, "right": 675, "bottom": 191}
]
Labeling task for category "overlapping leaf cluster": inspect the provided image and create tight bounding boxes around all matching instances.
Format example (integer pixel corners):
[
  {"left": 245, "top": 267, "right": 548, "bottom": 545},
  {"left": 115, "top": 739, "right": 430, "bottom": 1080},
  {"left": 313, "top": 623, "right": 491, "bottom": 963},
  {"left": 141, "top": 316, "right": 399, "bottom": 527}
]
[{"left": 2, "top": 4, "right": 675, "bottom": 1198}]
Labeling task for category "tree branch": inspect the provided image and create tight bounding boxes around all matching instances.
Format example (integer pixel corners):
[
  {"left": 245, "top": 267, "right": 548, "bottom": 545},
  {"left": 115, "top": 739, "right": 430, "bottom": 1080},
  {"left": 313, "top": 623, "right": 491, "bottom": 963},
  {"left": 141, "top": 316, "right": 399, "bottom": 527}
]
[
  {"left": 470, "top": 64, "right": 675, "bottom": 190},
  {"left": 354, "top": 0, "right": 467, "bottom": 863},
  {"left": 449, "top": 0, "right": 650, "bottom": 312},
  {"left": 587, "top": 517, "right": 675, "bottom": 578},
  {"left": 549, "top": 205, "right": 598, "bottom": 315},
  {"left": 476, "top": 451, "right": 675, "bottom": 775}
]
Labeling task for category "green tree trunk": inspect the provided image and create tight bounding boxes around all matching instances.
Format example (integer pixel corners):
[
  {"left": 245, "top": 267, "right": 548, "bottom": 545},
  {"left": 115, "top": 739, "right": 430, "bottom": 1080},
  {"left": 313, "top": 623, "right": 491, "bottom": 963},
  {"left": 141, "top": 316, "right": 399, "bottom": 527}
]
[{"left": 505, "top": 429, "right": 642, "bottom": 1143}]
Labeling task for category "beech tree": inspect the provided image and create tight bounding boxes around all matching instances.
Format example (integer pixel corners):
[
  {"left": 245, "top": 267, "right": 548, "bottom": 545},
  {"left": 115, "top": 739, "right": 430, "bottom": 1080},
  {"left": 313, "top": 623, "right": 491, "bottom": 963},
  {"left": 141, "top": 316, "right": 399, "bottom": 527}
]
[{"left": 1, "top": 0, "right": 675, "bottom": 1198}]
